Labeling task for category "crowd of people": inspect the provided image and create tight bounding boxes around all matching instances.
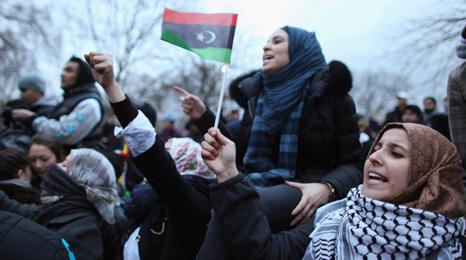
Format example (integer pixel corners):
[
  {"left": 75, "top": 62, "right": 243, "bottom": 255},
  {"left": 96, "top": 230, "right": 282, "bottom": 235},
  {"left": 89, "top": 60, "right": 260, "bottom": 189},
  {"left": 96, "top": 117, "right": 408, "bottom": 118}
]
[{"left": 0, "top": 23, "right": 465, "bottom": 260}]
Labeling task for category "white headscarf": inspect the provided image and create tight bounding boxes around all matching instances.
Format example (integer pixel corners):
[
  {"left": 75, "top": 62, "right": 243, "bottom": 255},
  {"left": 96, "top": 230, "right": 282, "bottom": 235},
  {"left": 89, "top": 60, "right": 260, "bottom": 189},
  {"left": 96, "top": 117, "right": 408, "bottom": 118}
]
[{"left": 67, "top": 148, "right": 118, "bottom": 224}]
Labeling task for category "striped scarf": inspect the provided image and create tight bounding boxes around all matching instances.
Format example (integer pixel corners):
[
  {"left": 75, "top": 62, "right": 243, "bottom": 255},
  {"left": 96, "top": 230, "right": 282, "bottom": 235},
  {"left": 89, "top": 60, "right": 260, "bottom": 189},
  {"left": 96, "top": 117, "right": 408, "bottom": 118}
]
[
  {"left": 304, "top": 185, "right": 466, "bottom": 259},
  {"left": 243, "top": 87, "right": 306, "bottom": 187}
]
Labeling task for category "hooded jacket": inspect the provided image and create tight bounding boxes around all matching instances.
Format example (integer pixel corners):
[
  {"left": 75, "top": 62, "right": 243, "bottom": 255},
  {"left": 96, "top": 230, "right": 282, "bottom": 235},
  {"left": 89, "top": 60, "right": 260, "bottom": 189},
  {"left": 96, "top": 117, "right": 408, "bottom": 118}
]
[{"left": 32, "top": 57, "right": 103, "bottom": 147}]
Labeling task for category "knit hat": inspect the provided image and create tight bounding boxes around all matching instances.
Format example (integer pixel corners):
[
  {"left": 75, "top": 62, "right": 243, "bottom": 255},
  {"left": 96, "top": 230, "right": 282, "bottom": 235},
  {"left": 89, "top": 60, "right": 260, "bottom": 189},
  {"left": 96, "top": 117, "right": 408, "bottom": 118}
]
[
  {"left": 18, "top": 75, "right": 46, "bottom": 93},
  {"left": 456, "top": 24, "right": 466, "bottom": 59}
]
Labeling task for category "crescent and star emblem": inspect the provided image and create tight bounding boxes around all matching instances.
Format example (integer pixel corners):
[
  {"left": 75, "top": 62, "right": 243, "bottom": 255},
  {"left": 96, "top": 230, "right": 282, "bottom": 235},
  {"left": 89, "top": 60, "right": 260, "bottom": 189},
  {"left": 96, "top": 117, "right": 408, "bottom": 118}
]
[{"left": 196, "top": 30, "right": 216, "bottom": 44}]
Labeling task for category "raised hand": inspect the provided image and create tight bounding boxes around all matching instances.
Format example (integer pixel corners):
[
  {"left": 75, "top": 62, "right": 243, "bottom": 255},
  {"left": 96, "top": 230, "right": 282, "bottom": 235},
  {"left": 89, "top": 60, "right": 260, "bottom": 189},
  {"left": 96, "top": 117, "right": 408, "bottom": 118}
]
[
  {"left": 201, "top": 128, "right": 238, "bottom": 183},
  {"left": 286, "top": 181, "right": 331, "bottom": 226},
  {"left": 174, "top": 86, "right": 206, "bottom": 119},
  {"left": 84, "top": 52, "right": 116, "bottom": 90},
  {"left": 84, "top": 52, "right": 124, "bottom": 103}
]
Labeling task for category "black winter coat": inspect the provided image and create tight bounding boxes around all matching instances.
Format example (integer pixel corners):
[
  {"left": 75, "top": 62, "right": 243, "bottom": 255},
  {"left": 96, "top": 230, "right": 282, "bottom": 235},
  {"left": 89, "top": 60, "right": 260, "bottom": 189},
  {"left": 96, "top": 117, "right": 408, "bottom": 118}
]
[
  {"left": 111, "top": 98, "right": 211, "bottom": 260},
  {"left": 0, "top": 211, "right": 73, "bottom": 260},
  {"left": 195, "top": 63, "right": 362, "bottom": 199},
  {"left": 0, "top": 189, "right": 106, "bottom": 259}
]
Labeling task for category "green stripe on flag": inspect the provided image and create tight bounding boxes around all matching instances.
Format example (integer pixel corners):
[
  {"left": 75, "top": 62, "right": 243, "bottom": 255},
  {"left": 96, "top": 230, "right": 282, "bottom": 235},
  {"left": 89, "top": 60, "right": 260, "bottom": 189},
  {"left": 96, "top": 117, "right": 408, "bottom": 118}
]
[
  {"left": 162, "top": 29, "right": 232, "bottom": 64},
  {"left": 190, "top": 47, "right": 232, "bottom": 64}
]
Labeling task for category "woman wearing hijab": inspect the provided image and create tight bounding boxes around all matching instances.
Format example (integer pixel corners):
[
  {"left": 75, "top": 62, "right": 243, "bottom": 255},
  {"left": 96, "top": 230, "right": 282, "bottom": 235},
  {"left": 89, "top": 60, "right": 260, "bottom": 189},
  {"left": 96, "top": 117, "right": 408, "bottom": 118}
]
[
  {"left": 200, "top": 123, "right": 466, "bottom": 259},
  {"left": 177, "top": 26, "right": 361, "bottom": 228},
  {"left": 0, "top": 148, "right": 119, "bottom": 260}
]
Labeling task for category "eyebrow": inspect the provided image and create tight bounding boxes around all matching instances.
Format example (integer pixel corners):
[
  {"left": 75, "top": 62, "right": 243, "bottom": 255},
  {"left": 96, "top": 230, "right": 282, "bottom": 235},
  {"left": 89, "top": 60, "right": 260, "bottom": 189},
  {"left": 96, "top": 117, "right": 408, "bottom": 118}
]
[
  {"left": 377, "top": 141, "right": 408, "bottom": 153},
  {"left": 271, "top": 36, "right": 285, "bottom": 41}
]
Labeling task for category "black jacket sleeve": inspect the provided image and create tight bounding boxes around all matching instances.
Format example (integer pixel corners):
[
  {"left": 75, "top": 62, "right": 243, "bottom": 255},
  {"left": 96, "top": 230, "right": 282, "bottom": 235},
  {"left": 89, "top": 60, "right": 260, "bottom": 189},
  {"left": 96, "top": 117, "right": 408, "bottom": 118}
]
[
  {"left": 321, "top": 94, "right": 363, "bottom": 199},
  {"left": 111, "top": 97, "right": 211, "bottom": 241},
  {"left": 210, "top": 174, "right": 313, "bottom": 260},
  {"left": 0, "top": 190, "right": 40, "bottom": 218}
]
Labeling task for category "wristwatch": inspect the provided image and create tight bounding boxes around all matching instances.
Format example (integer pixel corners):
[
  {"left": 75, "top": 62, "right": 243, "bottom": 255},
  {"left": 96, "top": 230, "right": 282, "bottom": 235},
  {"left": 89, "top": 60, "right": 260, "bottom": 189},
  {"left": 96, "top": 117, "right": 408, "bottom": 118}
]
[{"left": 321, "top": 181, "right": 336, "bottom": 201}]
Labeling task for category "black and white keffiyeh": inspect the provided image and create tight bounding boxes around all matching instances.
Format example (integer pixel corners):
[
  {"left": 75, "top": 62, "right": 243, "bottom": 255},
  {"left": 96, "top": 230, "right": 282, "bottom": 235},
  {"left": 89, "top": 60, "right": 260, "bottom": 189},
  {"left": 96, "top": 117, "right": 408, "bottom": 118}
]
[{"left": 303, "top": 185, "right": 466, "bottom": 259}]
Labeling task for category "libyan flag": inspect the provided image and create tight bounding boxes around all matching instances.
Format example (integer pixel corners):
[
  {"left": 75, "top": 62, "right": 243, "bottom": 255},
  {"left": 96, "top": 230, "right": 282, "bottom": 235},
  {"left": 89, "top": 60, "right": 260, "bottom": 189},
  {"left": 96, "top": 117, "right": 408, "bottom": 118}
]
[{"left": 161, "top": 8, "right": 238, "bottom": 64}]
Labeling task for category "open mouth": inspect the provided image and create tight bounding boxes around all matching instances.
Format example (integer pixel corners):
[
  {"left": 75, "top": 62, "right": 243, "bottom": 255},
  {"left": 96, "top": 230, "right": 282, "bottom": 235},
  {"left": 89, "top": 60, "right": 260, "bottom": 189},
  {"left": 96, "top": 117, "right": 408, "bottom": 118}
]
[
  {"left": 263, "top": 54, "right": 274, "bottom": 61},
  {"left": 368, "top": 171, "right": 388, "bottom": 183}
]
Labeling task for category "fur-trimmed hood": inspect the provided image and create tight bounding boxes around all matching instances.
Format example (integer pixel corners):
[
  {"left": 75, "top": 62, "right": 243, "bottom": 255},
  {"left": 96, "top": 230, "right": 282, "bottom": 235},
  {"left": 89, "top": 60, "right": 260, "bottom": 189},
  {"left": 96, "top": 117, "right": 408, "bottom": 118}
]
[{"left": 228, "top": 60, "right": 353, "bottom": 108}]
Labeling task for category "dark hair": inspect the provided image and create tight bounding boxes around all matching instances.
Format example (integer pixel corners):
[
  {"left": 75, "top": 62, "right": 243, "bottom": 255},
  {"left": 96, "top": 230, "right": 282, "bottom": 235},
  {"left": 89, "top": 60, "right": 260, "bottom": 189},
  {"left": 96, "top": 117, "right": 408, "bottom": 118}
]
[
  {"left": 0, "top": 150, "right": 29, "bottom": 180},
  {"left": 404, "top": 105, "right": 423, "bottom": 122},
  {"left": 29, "top": 135, "right": 65, "bottom": 162},
  {"left": 423, "top": 96, "right": 437, "bottom": 105},
  {"left": 68, "top": 56, "right": 95, "bottom": 86}
]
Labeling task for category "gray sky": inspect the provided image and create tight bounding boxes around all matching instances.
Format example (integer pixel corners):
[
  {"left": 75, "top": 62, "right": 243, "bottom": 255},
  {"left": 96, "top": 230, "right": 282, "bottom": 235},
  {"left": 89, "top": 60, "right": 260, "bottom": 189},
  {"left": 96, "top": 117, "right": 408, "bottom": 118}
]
[
  {"left": 200, "top": 0, "right": 436, "bottom": 70},
  {"left": 38, "top": 0, "right": 459, "bottom": 112}
]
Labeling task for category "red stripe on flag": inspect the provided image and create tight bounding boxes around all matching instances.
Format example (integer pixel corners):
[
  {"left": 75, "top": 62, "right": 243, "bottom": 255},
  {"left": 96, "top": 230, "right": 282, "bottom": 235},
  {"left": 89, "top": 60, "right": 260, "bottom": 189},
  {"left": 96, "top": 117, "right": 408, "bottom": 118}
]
[{"left": 163, "top": 8, "right": 237, "bottom": 26}]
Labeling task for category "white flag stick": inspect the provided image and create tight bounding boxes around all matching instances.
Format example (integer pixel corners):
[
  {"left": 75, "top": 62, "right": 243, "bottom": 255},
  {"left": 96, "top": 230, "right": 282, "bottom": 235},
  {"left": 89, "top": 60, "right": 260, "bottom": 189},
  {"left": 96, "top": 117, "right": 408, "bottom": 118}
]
[{"left": 214, "top": 64, "right": 230, "bottom": 128}]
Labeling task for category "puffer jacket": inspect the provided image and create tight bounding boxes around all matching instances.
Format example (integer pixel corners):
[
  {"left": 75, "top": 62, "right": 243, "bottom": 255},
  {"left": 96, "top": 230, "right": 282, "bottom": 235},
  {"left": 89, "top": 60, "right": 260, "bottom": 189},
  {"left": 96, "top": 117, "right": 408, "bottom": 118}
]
[{"left": 194, "top": 61, "right": 362, "bottom": 199}]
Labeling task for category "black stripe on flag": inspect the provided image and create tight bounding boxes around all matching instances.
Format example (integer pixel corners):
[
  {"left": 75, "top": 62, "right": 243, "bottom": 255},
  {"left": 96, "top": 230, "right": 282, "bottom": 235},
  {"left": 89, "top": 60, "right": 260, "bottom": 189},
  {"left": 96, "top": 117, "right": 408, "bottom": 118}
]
[{"left": 162, "top": 22, "right": 235, "bottom": 49}]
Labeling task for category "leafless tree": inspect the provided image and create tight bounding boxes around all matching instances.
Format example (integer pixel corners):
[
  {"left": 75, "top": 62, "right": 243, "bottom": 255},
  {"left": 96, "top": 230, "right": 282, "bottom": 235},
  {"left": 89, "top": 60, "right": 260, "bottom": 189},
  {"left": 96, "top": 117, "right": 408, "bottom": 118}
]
[
  {"left": 0, "top": 1, "right": 60, "bottom": 105},
  {"left": 59, "top": 0, "right": 190, "bottom": 87},
  {"left": 391, "top": 0, "right": 466, "bottom": 92},
  {"left": 351, "top": 70, "right": 413, "bottom": 116}
]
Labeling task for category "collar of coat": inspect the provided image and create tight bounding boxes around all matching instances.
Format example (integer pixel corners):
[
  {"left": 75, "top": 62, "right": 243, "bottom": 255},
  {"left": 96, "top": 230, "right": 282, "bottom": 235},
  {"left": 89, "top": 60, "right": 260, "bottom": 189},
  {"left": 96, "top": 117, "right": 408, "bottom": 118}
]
[{"left": 229, "top": 60, "right": 353, "bottom": 109}]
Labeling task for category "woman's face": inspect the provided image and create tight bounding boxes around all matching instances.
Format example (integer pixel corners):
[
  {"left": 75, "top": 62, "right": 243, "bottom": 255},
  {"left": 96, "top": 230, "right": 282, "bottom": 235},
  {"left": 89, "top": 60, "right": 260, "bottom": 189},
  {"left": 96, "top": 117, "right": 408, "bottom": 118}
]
[
  {"left": 362, "top": 128, "right": 410, "bottom": 201},
  {"left": 28, "top": 144, "right": 58, "bottom": 177},
  {"left": 262, "top": 29, "right": 290, "bottom": 76}
]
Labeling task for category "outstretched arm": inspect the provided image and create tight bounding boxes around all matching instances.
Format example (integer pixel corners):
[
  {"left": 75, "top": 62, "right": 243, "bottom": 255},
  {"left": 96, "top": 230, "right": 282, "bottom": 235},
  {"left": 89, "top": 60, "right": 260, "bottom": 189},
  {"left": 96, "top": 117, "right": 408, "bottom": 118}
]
[{"left": 85, "top": 52, "right": 211, "bottom": 244}]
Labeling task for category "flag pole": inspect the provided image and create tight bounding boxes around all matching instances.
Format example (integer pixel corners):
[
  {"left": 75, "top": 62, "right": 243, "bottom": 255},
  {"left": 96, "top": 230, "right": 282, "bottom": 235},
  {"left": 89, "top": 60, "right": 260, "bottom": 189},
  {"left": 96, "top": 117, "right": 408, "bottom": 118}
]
[{"left": 214, "top": 64, "right": 229, "bottom": 128}]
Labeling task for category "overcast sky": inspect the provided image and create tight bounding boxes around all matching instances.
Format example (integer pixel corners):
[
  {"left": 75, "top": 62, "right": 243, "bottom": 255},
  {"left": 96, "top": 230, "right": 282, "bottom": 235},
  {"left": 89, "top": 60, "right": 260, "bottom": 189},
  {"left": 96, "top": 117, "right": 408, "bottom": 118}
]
[
  {"left": 38, "top": 0, "right": 461, "bottom": 111},
  {"left": 197, "top": 0, "right": 437, "bottom": 69}
]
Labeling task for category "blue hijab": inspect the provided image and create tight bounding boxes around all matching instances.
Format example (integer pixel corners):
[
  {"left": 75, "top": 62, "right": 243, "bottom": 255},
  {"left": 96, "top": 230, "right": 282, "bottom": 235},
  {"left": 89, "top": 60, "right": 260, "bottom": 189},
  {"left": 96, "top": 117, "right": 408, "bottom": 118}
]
[{"left": 261, "top": 26, "right": 326, "bottom": 133}]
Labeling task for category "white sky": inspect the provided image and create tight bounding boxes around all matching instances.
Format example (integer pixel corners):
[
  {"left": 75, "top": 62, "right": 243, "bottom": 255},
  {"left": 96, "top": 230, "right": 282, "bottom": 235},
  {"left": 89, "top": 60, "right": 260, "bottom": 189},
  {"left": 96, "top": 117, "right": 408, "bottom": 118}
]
[
  {"left": 37, "top": 0, "right": 457, "bottom": 111},
  {"left": 198, "top": 0, "right": 436, "bottom": 71}
]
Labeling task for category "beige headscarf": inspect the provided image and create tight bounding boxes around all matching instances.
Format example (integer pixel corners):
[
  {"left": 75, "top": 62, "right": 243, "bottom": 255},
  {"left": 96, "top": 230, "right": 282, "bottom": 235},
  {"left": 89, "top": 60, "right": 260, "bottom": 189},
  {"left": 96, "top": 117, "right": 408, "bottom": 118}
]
[{"left": 368, "top": 123, "right": 466, "bottom": 218}]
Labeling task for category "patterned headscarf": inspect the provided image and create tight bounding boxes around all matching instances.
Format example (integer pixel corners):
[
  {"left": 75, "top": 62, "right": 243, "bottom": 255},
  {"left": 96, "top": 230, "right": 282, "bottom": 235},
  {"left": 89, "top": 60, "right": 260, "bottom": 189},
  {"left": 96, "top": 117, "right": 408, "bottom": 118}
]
[
  {"left": 66, "top": 148, "right": 118, "bottom": 224},
  {"left": 370, "top": 123, "right": 466, "bottom": 218},
  {"left": 165, "top": 138, "right": 214, "bottom": 178},
  {"left": 304, "top": 123, "right": 466, "bottom": 259}
]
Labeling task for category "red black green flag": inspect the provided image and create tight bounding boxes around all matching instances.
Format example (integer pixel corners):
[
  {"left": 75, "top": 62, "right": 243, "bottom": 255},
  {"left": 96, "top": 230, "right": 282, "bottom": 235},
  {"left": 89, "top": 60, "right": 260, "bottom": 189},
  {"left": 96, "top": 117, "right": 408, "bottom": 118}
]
[{"left": 161, "top": 8, "right": 238, "bottom": 64}]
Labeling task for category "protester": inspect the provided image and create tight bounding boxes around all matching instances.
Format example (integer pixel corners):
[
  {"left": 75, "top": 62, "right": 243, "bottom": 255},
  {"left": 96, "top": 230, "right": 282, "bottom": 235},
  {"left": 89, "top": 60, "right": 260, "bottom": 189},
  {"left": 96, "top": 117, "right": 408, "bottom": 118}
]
[
  {"left": 11, "top": 57, "right": 104, "bottom": 148},
  {"left": 384, "top": 91, "right": 408, "bottom": 125},
  {"left": 0, "top": 75, "right": 58, "bottom": 153},
  {"left": 2, "top": 75, "right": 56, "bottom": 128},
  {"left": 0, "top": 150, "right": 40, "bottom": 204},
  {"left": 423, "top": 96, "right": 438, "bottom": 126},
  {"left": 123, "top": 137, "right": 214, "bottom": 259},
  {"left": 28, "top": 135, "right": 65, "bottom": 178},
  {"left": 199, "top": 123, "right": 466, "bottom": 259},
  {"left": 0, "top": 148, "right": 119, "bottom": 259},
  {"left": 448, "top": 23, "right": 466, "bottom": 193},
  {"left": 84, "top": 51, "right": 212, "bottom": 259},
  {"left": 177, "top": 27, "right": 362, "bottom": 231},
  {"left": 402, "top": 104, "right": 423, "bottom": 124}
]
